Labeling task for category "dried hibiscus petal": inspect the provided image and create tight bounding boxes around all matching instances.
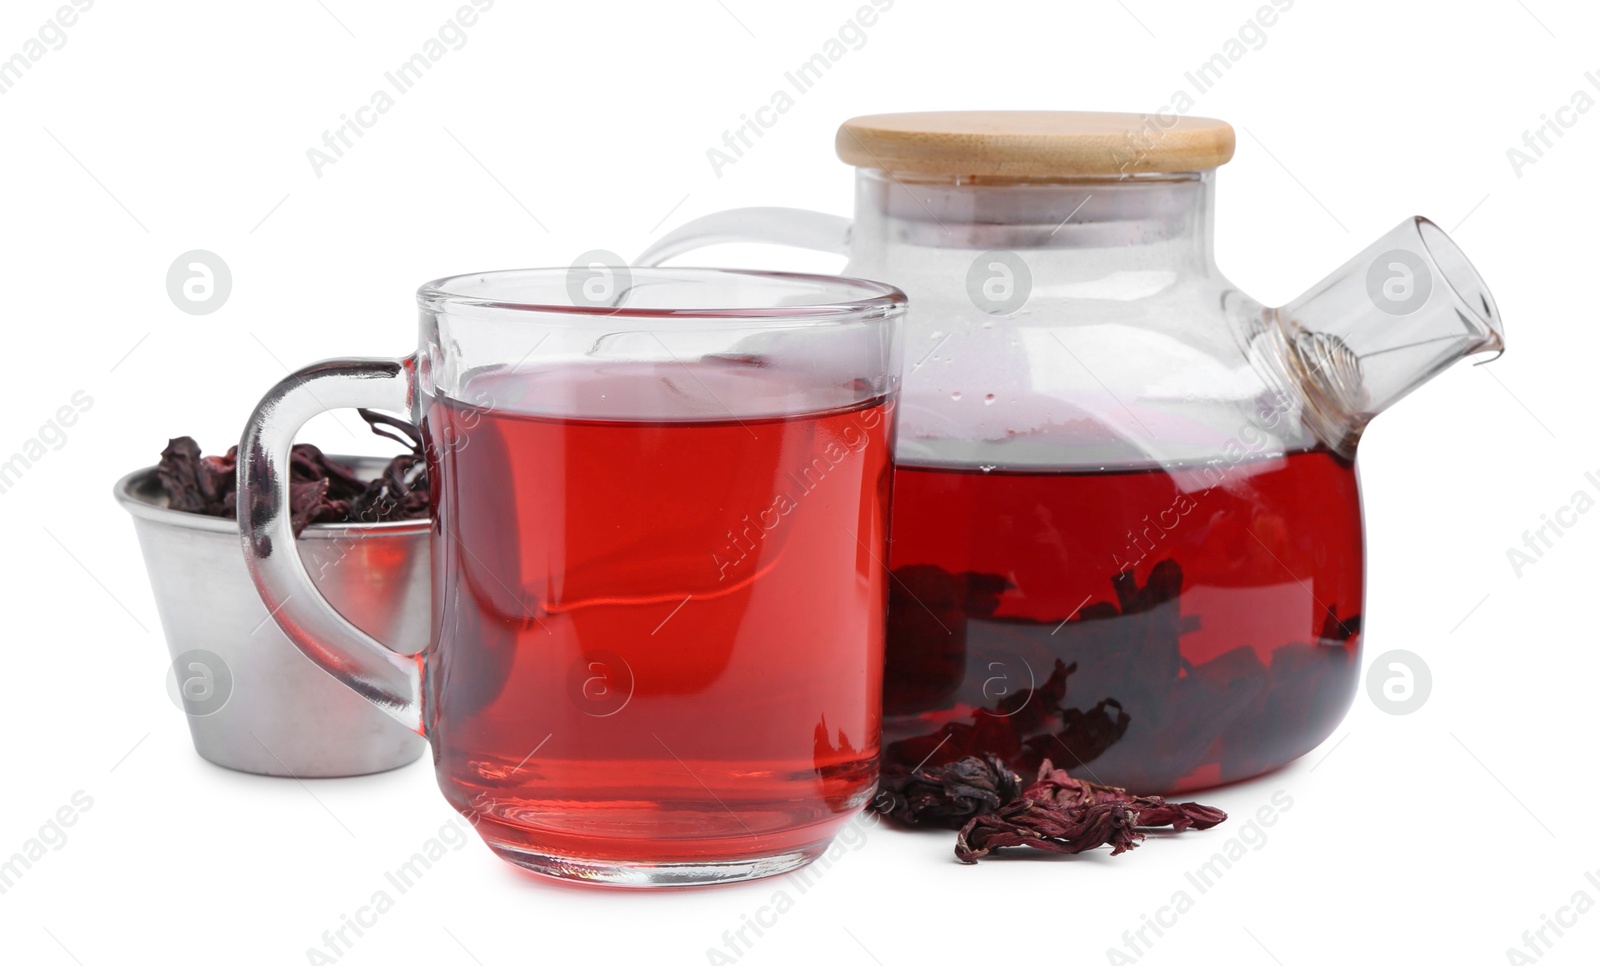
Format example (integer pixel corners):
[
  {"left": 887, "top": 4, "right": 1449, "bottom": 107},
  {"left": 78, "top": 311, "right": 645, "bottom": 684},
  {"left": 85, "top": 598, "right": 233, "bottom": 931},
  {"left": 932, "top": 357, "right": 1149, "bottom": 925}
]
[
  {"left": 1130, "top": 799, "right": 1228, "bottom": 832},
  {"left": 956, "top": 799, "right": 1143, "bottom": 862},
  {"left": 289, "top": 478, "right": 335, "bottom": 534},
  {"left": 157, "top": 437, "right": 234, "bottom": 516},
  {"left": 951, "top": 759, "right": 1227, "bottom": 862},
  {"left": 1023, "top": 761, "right": 1226, "bottom": 829}
]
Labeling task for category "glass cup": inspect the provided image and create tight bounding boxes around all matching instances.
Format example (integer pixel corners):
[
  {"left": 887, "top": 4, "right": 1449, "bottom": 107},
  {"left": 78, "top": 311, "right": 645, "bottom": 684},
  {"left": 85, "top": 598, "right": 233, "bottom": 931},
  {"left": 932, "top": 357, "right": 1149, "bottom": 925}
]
[{"left": 237, "top": 268, "right": 904, "bottom": 886}]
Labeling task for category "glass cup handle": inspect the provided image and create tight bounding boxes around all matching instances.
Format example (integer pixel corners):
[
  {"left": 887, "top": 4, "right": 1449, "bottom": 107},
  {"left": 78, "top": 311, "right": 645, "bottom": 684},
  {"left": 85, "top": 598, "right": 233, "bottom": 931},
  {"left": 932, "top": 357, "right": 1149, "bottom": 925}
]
[
  {"left": 237, "top": 357, "right": 425, "bottom": 734},
  {"left": 635, "top": 206, "right": 852, "bottom": 266}
]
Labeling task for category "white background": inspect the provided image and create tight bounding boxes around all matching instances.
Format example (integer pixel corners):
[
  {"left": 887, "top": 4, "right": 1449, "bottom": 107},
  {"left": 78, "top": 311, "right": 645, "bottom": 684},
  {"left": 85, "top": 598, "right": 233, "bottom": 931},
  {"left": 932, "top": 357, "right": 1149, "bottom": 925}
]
[{"left": 1, "top": 0, "right": 1595, "bottom": 963}]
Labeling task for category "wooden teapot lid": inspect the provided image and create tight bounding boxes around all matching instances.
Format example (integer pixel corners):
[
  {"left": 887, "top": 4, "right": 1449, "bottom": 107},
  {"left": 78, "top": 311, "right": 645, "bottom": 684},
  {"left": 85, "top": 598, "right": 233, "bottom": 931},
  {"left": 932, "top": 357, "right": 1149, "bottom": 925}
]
[{"left": 836, "top": 111, "right": 1235, "bottom": 177}]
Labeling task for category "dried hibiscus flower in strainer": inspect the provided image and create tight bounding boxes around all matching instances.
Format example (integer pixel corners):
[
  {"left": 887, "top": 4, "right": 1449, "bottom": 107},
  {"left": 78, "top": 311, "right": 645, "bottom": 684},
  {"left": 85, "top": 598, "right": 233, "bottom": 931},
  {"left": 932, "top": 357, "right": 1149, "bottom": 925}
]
[{"left": 155, "top": 409, "right": 429, "bottom": 535}]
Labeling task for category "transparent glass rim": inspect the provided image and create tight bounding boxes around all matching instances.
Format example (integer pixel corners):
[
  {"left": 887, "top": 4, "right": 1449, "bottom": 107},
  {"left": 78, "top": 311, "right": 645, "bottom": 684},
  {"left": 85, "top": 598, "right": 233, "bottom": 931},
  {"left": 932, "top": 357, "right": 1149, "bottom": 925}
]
[
  {"left": 417, "top": 267, "right": 905, "bottom": 324},
  {"left": 1413, "top": 215, "right": 1501, "bottom": 336}
]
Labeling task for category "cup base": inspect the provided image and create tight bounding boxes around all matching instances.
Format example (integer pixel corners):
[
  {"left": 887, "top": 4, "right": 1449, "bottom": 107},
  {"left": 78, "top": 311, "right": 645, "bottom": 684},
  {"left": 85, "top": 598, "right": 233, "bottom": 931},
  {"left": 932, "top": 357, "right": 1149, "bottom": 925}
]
[{"left": 489, "top": 841, "right": 828, "bottom": 888}]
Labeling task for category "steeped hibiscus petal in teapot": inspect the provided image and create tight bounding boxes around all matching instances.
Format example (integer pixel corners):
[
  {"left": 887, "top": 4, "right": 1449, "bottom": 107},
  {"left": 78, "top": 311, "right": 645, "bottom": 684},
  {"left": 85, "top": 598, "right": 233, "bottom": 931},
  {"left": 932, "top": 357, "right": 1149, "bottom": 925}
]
[{"left": 640, "top": 111, "right": 1504, "bottom": 794}]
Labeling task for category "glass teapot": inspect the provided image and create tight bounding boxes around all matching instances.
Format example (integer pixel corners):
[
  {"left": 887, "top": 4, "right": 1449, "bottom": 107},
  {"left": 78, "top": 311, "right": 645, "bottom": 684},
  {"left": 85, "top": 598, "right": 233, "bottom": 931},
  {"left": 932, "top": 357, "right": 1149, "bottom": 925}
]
[{"left": 639, "top": 111, "right": 1504, "bottom": 793}]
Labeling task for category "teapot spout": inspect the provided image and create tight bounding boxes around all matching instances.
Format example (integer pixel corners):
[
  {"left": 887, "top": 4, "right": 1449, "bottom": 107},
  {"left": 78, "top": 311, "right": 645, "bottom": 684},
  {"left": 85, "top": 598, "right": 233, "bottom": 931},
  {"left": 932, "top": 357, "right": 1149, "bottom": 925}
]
[{"left": 1264, "top": 217, "right": 1504, "bottom": 457}]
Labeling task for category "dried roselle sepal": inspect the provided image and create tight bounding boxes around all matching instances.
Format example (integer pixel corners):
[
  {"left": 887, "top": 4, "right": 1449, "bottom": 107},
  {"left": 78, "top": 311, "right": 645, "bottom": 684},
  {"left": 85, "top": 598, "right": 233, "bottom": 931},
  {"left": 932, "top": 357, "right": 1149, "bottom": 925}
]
[
  {"left": 1130, "top": 800, "right": 1227, "bottom": 832},
  {"left": 289, "top": 478, "right": 340, "bottom": 534},
  {"left": 1022, "top": 759, "right": 1130, "bottom": 807},
  {"left": 348, "top": 454, "right": 429, "bottom": 524},
  {"left": 1024, "top": 759, "right": 1225, "bottom": 828},
  {"left": 157, "top": 437, "right": 235, "bottom": 516},
  {"left": 948, "top": 759, "right": 1227, "bottom": 862},
  {"left": 955, "top": 799, "right": 1144, "bottom": 863},
  {"left": 288, "top": 442, "right": 367, "bottom": 502},
  {"left": 879, "top": 754, "right": 1022, "bottom": 829}
]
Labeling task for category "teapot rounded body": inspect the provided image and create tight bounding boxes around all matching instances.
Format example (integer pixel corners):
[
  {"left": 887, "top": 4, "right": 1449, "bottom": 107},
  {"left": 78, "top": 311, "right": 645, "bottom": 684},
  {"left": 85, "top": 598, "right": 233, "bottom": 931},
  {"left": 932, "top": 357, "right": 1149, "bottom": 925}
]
[{"left": 847, "top": 169, "right": 1364, "bottom": 792}]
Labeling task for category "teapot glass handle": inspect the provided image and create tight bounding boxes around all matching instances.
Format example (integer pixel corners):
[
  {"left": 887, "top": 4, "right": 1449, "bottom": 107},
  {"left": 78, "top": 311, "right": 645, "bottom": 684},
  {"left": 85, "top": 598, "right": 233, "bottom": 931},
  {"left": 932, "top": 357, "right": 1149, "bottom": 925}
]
[
  {"left": 635, "top": 206, "right": 852, "bottom": 266},
  {"left": 237, "top": 357, "right": 426, "bottom": 734}
]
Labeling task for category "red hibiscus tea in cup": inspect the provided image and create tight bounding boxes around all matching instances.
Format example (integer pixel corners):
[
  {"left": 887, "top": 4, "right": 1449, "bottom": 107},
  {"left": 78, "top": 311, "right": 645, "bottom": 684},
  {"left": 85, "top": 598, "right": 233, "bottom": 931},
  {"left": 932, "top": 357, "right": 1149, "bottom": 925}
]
[{"left": 424, "top": 363, "right": 892, "bottom": 873}]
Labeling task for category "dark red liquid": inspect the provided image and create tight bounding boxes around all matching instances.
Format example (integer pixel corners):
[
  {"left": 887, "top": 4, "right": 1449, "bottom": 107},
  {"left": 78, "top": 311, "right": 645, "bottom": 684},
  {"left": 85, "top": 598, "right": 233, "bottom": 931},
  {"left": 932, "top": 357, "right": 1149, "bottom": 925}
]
[
  {"left": 423, "top": 373, "right": 890, "bottom": 867},
  {"left": 883, "top": 449, "right": 1363, "bottom": 793}
]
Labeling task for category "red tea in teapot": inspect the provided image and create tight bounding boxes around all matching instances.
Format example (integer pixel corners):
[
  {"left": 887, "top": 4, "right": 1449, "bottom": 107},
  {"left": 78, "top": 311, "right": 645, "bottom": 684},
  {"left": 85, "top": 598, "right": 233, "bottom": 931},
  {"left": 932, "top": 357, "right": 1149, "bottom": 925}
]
[
  {"left": 423, "top": 366, "right": 890, "bottom": 865},
  {"left": 882, "top": 447, "right": 1363, "bottom": 794}
]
